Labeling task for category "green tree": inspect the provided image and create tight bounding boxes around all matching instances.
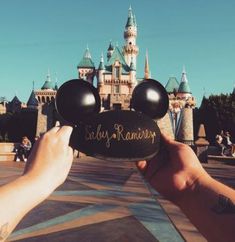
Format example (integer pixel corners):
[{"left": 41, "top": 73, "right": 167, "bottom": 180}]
[{"left": 198, "top": 93, "right": 235, "bottom": 144}]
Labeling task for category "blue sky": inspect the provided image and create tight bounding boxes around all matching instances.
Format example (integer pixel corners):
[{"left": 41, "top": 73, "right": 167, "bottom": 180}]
[{"left": 0, "top": 0, "right": 235, "bottom": 106}]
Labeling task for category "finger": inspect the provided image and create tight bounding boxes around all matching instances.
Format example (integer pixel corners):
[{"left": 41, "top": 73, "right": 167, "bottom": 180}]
[
  {"left": 55, "top": 121, "right": 60, "bottom": 127},
  {"left": 57, "top": 125, "right": 73, "bottom": 145},
  {"left": 136, "top": 160, "right": 147, "bottom": 171},
  {"left": 47, "top": 126, "right": 61, "bottom": 134}
]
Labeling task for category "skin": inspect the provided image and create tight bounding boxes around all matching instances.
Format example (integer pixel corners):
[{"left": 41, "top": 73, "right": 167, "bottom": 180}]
[
  {"left": 0, "top": 126, "right": 73, "bottom": 241},
  {"left": 137, "top": 134, "right": 235, "bottom": 242}
]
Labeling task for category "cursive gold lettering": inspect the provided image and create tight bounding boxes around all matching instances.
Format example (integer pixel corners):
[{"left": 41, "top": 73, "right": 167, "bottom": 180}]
[{"left": 84, "top": 123, "right": 157, "bottom": 148}]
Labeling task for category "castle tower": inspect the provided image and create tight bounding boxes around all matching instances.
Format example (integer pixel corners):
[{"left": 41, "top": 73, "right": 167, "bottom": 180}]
[
  {"left": 77, "top": 47, "right": 96, "bottom": 85},
  {"left": 144, "top": 50, "right": 150, "bottom": 79},
  {"left": 177, "top": 66, "right": 192, "bottom": 99},
  {"left": 123, "top": 6, "right": 139, "bottom": 68},
  {"left": 34, "top": 72, "right": 57, "bottom": 136},
  {"left": 97, "top": 53, "right": 105, "bottom": 94},
  {"left": 107, "top": 41, "right": 114, "bottom": 60},
  {"left": 34, "top": 71, "right": 57, "bottom": 104},
  {"left": 175, "top": 66, "right": 196, "bottom": 145},
  {"left": 27, "top": 91, "right": 39, "bottom": 110}
]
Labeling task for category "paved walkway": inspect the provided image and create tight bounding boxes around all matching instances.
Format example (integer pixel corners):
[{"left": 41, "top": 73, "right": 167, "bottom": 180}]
[
  {"left": 1, "top": 158, "right": 235, "bottom": 241},
  {"left": 4, "top": 158, "right": 183, "bottom": 242}
]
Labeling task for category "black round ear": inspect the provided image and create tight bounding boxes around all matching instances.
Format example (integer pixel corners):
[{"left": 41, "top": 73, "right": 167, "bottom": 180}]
[
  {"left": 131, "top": 79, "right": 169, "bottom": 119},
  {"left": 55, "top": 79, "right": 101, "bottom": 124}
]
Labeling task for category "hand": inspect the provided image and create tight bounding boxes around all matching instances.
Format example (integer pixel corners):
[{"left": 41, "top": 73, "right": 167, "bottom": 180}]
[
  {"left": 137, "top": 134, "right": 209, "bottom": 203},
  {"left": 23, "top": 126, "right": 74, "bottom": 193}
]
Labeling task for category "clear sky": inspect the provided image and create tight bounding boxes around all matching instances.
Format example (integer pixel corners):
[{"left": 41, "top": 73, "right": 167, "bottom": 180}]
[{"left": 0, "top": 0, "right": 235, "bottom": 106}]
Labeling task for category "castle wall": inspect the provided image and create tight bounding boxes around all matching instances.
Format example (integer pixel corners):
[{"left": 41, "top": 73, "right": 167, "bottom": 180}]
[
  {"left": 36, "top": 103, "right": 55, "bottom": 136},
  {"left": 156, "top": 112, "right": 175, "bottom": 139},
  {"left": 177, "top": 108, "right": 194, "bottom": 145}
]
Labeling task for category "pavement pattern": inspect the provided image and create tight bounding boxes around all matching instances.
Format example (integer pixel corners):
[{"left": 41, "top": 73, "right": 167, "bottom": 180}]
[
  {"left": 1, "top": 158, "right": 235, "bottom": 242},
  {"left": 3, "top": 157, "right": 184, "bottom": 242}
]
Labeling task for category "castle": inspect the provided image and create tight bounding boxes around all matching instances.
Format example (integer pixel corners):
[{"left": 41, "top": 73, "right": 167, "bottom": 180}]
[{"left": 0, "top": 7, "right": 196, "bottom": 144}]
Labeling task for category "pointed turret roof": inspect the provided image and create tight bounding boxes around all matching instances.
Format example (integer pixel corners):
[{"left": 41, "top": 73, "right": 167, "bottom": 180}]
[
  {"left": 165, "top": 77, "right": 179, "bottom": 93},
  {"left": 144, "top": 50, "right": 150, "bottom": 79},
  {"left": 11, "top": 95, "right": 21, "bottom": 104},
  {"left": 77, "top": 47, "right": 95, "bottom": 68},
  {"left": 125, "top": 6, "right": 135, "bottom": 28},
  {"left": 27, "top": 90, "right": 38, "bottom": 107},
  {"left": 108, "top": 41, "right": 114, "bottom": 51},
  {"left": 105, "top": 46, "right": 130, "bottom": 73},
  {"left": 41, "top": 71, "right": 55, "bottom": 90},
  {"left": 98, "top": 53, "right": 105, "bottom": 70},
  {"left": 178, "top": 66, "right": 191, "bottom": 93}
]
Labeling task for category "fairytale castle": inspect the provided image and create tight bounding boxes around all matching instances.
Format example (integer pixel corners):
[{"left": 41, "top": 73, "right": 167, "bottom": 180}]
[{"left": 2, "top": 7, "right": 196, "bottom": 144}]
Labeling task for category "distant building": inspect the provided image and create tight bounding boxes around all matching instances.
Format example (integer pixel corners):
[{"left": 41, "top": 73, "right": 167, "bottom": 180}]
[
  {"left": 165, "top": 67, "right": 196, "bottom": 144},
  {"left": 15, "top": 6, "right": 196, "bottom": 144}
]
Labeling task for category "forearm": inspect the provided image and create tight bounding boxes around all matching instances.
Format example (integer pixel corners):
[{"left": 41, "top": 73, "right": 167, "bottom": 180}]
[
  {"left": 0, "top": 175, "right": 53, "bottom": 241},
  {"left": 177, "top": 175, "right": 235, "bottom": 242}
]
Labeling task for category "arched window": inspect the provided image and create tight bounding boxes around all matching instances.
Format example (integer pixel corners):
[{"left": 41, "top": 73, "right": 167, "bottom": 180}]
[{"left": 42, "top": 96, "right": 45, "bottom": 103}]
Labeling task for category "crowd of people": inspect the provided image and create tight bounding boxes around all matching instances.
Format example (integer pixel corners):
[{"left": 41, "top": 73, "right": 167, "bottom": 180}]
[{"left": 215, "top": 130, "right": 235, "bottom": 157}]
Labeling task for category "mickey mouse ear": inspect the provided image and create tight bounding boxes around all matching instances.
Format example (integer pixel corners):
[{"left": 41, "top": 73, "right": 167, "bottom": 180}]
[
  {"left": 55, "top": 79, "right": 101, "bottom": 124},
  {"left": 132, "top": 79, "right": 169, "bottom": 119}
]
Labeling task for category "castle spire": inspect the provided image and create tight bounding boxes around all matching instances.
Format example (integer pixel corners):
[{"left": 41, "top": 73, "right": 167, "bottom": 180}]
[
  {"left": 126, "top": 6, "right": 134, "bottom": 28},
  {"left": 181, "top": 65, "right": 188, "bottom": 83},
  {"left": 98, "top": 53, "right": 105, "bottom": 70},
  {"left": 123, "top": 7, "right": 139, "bottom": 68},
  {"left": 84, "top": 46, "right": 92, "bottom": 59},
  {"left": 144, "top": 50, "right": 150, "bottom": 79}
]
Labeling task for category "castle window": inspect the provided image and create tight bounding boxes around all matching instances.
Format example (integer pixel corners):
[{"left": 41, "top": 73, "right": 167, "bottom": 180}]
[
  {"left": 114, "top": 85, "right": 120, "bottom": 94},
  {"left": 42, "top": 96, "right": 45, "bottom": 103},
  {"left": 114, "top": 66, "right": 120, "bottom": 79}
]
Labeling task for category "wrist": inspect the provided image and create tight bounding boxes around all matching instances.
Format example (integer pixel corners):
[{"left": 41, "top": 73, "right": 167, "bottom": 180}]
[
  {"left": 174, "top": 172, "right": 214, "bottom": 207},
  {"left": 20, "top": 173, "right": 56, "bottom": 200}
]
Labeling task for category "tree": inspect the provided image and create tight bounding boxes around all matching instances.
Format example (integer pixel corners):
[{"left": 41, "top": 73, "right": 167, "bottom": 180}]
[{"left": 198, "top": 93, "right": 235, "bottom": 144}]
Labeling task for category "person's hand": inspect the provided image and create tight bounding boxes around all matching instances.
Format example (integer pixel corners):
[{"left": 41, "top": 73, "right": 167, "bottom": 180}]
[
  {"left": 137, "top": 134, "right": 209, "bottom": 203},
  {"left": 23, "top": 126, "right": 73, "bottom": 193}
]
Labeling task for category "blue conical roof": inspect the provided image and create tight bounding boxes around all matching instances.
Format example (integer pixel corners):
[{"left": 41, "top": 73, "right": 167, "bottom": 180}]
[
  {"left": 165, "top": 77, "right": 179, "bottom": 93},
  {"left": 98, "top": 54, "right": 105, "bottom": 70},
  {"left": 27, "top": 91, "right": 38, "bottom": 106},
  {"left": 108, "top": 41, "right": 114, "bottom": 51},
  {"left": 77, "top": 47, "right": 95, "bottom": 68},
  {"left": 41, "top": 73, "right": 55, "bottom": 90},
  {"left": 178, "top": 82, "right": 191, "bottom": 93},
  {"left": 125, "top": 6, "right": 135, "bottom": 28},
  {"left": 178, "top": 67, "right": 191, "bottom": 93},
  {"left": 11, "top": 95, "right": 21, "bottom": 104}
]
